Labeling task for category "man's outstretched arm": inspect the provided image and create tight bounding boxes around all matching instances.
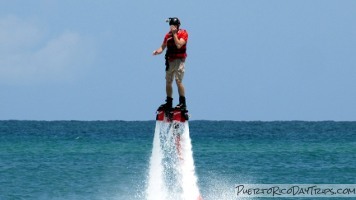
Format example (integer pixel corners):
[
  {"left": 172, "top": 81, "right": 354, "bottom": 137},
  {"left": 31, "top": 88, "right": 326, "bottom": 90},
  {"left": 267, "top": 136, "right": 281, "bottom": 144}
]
[{"left": 153, "top": 43, "right": 167, "bottom": 55}]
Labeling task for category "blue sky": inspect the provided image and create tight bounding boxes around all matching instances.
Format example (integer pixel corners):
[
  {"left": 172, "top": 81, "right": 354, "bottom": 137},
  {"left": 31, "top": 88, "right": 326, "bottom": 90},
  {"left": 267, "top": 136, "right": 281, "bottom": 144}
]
[{"left": 1, "top": 0, "right": 355, "bottom": 121}]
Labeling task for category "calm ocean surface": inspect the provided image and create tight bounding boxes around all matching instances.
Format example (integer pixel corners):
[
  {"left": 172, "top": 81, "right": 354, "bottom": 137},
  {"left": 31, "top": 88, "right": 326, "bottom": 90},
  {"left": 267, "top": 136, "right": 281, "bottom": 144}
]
[{"left": 0, "top": 121, "right": 355, "bottom": 200}]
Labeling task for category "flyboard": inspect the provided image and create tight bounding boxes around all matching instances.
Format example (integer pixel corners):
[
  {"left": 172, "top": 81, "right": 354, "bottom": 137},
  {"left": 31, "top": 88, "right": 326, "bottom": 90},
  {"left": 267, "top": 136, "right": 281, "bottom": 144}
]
[
  {"left": 156, "top": 104, "right": 189, "bottom": 122},
  {"left": 150, "top": 105, "right": 203, "bottom": 200}
]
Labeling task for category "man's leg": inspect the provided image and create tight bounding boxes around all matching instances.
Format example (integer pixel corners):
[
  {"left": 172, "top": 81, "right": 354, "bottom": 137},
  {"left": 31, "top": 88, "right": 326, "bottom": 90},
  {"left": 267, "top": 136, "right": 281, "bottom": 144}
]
[
  {"left": 175, "top": 59, "right": 187, "bottom": 108},
  {"left": 166, "top": 80, "right": 173, "bottom": 98},
  {"left": 175, "top": 80, "right": 187, "bottom": 108},
  {"left": 161, "top": 74, "right": 173, "bottom": 109},
  {"left": 176, "top": 80, "right": 185, "bottom": 97},
  {"left": 175, "top": 59, "right": 185, "bottom": 95}
]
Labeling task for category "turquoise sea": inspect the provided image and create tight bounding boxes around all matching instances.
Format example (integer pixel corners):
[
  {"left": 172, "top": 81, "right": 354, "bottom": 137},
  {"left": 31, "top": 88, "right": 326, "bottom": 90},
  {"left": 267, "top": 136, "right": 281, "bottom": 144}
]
[{"left": 0, "top": 121, "right": 355, "bottom": 200}]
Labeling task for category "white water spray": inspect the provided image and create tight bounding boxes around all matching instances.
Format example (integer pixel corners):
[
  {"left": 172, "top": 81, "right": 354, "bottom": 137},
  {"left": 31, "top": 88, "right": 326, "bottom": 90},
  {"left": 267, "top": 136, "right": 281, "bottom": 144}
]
[{"left": 146, "top": 121, "right": 202, "bottom": 200}]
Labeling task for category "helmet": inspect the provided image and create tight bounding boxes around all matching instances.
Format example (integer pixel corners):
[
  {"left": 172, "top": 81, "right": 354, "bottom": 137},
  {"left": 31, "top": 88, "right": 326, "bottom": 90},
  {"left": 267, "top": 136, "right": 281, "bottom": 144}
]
[{"left": 167, "top": 17, "right": 181, "bottom": 26}]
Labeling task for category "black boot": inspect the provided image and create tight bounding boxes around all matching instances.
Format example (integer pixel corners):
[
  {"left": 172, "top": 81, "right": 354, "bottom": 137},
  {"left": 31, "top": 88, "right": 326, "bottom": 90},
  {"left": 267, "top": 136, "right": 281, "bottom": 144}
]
[
  {"left": 160, "top": 96, "right": 173, "bottom": 110},
  {"left": 175, "top": 96, "right": 187, "bottom": 109}
]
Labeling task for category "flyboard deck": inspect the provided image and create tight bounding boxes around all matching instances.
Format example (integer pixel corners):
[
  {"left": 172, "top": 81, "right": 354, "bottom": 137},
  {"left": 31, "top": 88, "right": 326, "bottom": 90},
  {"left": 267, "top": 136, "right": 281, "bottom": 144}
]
[{"left": 156, "top": 106, "right": 189, "bottom": 123}]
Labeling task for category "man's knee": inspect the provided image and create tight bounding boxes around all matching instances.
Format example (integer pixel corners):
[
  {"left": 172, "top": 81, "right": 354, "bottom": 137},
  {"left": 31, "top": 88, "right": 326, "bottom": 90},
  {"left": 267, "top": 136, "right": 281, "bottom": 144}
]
[
  {"left": 175, "top": 79, "right": 183, "bottom": 85},
  {"left": 166, "top": 80, "right": 173, "bottom": 85}
]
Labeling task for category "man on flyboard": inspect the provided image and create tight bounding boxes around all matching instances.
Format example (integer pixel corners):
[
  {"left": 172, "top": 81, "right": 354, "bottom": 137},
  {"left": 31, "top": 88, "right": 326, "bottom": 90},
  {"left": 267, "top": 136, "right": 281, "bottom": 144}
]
[
  {"left": 153, "top": 17, "right": 188, "bottom": 119},
  {"left": 153, "top": 19, "right": 203, "bottom": 200}
]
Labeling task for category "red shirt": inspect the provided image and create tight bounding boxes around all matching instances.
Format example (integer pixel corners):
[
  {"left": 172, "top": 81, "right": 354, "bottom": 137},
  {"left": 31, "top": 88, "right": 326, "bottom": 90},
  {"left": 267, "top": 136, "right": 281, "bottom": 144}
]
[{"left": 163, "top": 29, "right": 188, "bottom": 60}]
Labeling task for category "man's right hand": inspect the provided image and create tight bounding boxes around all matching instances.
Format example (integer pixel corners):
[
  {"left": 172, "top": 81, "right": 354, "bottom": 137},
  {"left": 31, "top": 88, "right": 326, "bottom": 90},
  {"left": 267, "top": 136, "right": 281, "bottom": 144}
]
[
  {"left": 153, "top": 50, "right": 160, "bottom": 55},
  {"left": 153, "top": 44, "right": 166, "bottom": 56},
  {"left": 153, "top": 48, "right": 163, "bottom": 55}
]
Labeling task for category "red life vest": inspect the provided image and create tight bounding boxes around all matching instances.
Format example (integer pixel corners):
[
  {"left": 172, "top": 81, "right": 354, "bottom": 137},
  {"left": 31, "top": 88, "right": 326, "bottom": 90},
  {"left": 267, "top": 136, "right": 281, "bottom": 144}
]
[{"left": 164, "top": 29, "right": 188, "bottom": 60}]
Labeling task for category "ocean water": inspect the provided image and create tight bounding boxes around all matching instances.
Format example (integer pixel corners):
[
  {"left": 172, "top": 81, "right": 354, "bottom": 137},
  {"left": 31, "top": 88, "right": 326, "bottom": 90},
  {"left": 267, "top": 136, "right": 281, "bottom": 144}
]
[{"left": 0, "top": 120, "right": 355, "bottom": 200}]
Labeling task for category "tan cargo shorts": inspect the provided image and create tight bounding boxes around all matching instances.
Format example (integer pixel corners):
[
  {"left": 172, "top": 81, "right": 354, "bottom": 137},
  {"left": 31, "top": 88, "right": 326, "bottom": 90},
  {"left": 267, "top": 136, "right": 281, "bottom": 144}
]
[{"left": 166, "top": 58, "right": 185, "bottom": 83}]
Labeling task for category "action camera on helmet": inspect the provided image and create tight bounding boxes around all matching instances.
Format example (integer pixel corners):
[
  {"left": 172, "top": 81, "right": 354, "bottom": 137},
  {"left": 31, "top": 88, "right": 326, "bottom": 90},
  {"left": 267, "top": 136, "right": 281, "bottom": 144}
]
[{"left": 166, "top": 17, "right": 181, "bottom": 26}]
